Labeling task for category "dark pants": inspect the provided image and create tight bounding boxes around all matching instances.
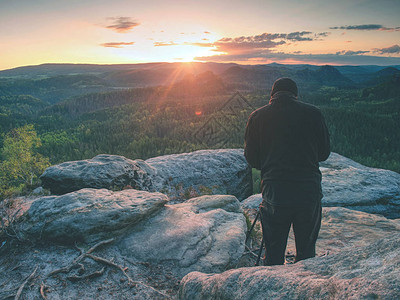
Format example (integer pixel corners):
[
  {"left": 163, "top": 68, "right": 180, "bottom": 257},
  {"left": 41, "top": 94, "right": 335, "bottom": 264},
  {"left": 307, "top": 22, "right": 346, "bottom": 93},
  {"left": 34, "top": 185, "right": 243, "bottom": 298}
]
[{"left": 259, "top": 200, "right": 322, "bottom": 266}]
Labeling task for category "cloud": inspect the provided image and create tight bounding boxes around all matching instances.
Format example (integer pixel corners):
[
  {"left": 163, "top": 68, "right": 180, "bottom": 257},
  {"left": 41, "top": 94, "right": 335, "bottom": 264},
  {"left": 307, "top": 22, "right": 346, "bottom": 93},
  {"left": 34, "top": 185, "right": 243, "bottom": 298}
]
[
  {"left": 315, "top": 32, "right": 329, "bottom": 37},
  {"left": 212, "top": 36, "right": 285, "bottom": 53},
  {"left": 184, "top": 31, "right": 327, "bottom": 56},
  {"left": 106, "top": 17, "right": 140, "bottom": 33},
  {"left": 100, "top": 42, "right": 135, "bottom": 48},
  {"left": 154, "top": 41, "right": 178, "bottom": 47},
  {"left": 330, "top": 24, "right": 400, "bottom": 31},
  {"left": 195, "top": 52, "right": 273, "bottom": 62},
  {"left": 286, "top": 31, "right": 313, "bottom": 41},
  {"left": 151, "top": 31, "right": 331, "bottom": 63},
  {"left": 374, "top": 44, "right": 400, "bottom": 54},
  {"left": 335, "top": 50, "right": 370, "bottom": 55},
  {"left": 187, "top": 31, "right": 400, "bottom": 65},
  {"left": 217, "top": 31, "right": 317, "bottom": 43},
  {"left": 189, "top": 42, "right": 215, "bottom": 47},
  {"left": 194, "top": 51, "right": 400, "bottom": 65}
]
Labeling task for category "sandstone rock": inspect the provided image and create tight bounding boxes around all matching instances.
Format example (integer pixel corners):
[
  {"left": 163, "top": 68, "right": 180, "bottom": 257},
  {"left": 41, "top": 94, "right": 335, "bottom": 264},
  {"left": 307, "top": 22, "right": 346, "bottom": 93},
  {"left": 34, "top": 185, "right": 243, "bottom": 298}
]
[
  {"left": 241, "top": 194, "right": 262, "bottom": 210},
  {"left": 40, "top": 154, "right": 157, "bottom": 195},
  {"left": 146, "top": 149, "right": 252, "bottom": 201},
  {"left": 321, "top": 153, "right": 400, "bottom": 218},
  {"left": 32, "top": 186, "right": 44, "bottom": 195},
  {"left": 302, "top": 207, "right": 400, "bottom": 256},
  {"left": 119, "top": 195, "right": 247, "bottom": 277},
  {"left": 40, "top": 149, "right": 253, "bottom": 201},
  {"left": 178, "top": 232, "right": 400, "bottom": 300},
  {"left": 20, "top": 188, "right": 168, "bottom": 243},
  {"left": 241, "top": 152, "right": 400, "bottom": 218}
]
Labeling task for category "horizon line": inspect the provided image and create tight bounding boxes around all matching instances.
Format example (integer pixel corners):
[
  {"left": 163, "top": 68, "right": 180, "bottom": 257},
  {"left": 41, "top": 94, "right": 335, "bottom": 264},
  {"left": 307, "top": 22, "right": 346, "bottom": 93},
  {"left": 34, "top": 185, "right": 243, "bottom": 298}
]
[{"left": 2, "top": 60, "right": 400, "bottom": 72}]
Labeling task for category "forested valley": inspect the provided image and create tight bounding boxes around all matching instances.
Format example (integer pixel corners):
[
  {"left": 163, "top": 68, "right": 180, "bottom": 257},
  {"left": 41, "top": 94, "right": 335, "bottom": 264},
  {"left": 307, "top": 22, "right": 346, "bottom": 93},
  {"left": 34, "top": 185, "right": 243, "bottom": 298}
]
[{"left": 0, "top": 62, "right": 399, "bottom": 198}]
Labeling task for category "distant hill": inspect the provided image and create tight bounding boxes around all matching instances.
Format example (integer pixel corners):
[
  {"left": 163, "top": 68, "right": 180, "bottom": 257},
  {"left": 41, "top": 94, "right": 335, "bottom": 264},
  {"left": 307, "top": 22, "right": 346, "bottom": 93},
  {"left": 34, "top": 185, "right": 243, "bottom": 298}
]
[
  {"left": 372, "top": 67, "right": 400, "bottom": 84},
  {"left": 0, "top": 62, "right": 237, "bottom": 79},
  {"left": 314, "top": 65, "right": 354, "bottom": 86},
  {"left": 42, "top": 87, "right": 155, "bottom": 117},
  {"left": 42, "top": 71, "right": 227, "bottom": 117},
  {"left": 103, "top": 68, "right": 180, "bottom": 87},
  {"left": 374, "top": 66, "right": 400, "bottom": 77},
  {"left": 0, "top": 95, "right": 48, "bottom": 115},
  {"left": 0, "top": 74, "right": 113, "bottom": 104},
  {"left": 358, "top": 66, "right": 400, "bottom": 89},
  {"left": 0, "top": 63, "right": 166, "bottom": 78},
  {"left": 361, "top": 73, "right": 400, "bottom": 99},
  {"left": 221, "top": 64, "right": 353, "bottom": 90},
  {"left": 220, "top": 65, "right": 286, "bottom": 90},
  {"left": 0, "top": 62, "right": 398, "bottom": 105},
  {"left": 290, "top": 65, "right": 353, "bottom": 89}
]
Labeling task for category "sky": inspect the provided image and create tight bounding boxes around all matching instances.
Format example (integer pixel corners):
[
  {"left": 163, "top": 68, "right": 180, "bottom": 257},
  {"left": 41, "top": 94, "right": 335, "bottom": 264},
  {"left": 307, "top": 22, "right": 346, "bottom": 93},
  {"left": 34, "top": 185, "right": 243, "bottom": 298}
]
[{"left": 1, "top": 0, "right": 400, "bottom": 70}]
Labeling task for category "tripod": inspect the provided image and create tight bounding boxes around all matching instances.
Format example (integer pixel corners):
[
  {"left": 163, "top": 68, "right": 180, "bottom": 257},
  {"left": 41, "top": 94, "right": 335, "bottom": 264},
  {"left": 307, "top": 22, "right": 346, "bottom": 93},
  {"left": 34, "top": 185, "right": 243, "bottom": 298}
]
[{"left": 245, "top": 208, "right": 265, "bottom": 266}]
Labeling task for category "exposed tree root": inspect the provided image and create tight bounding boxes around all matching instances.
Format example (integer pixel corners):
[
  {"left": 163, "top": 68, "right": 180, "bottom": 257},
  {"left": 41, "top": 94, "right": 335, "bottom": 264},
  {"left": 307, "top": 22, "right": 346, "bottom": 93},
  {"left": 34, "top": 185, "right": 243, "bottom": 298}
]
[
  {"left": 47, "top": 238, "right": 115, "bottom": 278},
  {"left": 46, "top": 238, "right": 170, "bottom": 299},
  {"left": 39, "top": 282, "right": 48, "bottom": 300},
  {"left": 67, "top": 267, "right": 105, "bottom": 282},
  {"left": 15, "top": 265, "right": 38, "bottom": 300},
  {"left": 86, "top": 254, "right": 170, "bottom": 298}
]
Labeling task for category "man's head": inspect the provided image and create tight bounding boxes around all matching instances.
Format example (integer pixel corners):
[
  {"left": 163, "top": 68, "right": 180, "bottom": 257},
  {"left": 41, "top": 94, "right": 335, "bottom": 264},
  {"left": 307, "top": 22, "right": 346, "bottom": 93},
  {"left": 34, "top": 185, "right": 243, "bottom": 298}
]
[{"left": 271, "top": 77, "right": 298, "bottom": 97}]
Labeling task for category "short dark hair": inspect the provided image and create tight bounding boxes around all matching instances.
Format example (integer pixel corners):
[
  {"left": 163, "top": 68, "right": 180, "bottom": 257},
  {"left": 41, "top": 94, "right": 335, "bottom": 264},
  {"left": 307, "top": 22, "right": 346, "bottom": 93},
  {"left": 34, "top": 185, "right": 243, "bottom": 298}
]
[{"left": 271, "top": 77, "right": 298, "bottom": 96}]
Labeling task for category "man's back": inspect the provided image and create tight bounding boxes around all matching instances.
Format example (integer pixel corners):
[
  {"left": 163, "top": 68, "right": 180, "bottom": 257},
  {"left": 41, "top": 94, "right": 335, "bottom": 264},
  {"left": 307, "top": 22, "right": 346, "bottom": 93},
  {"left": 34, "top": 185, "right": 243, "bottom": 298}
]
[{"left": 245, "top": 91, "right": 330, "bottom": 184}]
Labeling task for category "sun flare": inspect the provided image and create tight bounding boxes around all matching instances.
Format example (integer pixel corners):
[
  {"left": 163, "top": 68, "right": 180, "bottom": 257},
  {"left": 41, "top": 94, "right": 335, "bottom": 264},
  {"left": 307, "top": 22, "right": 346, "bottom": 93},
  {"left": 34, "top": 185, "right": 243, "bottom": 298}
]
[{"left": 162, "top": 44, "right": 216, "bottom": 62}]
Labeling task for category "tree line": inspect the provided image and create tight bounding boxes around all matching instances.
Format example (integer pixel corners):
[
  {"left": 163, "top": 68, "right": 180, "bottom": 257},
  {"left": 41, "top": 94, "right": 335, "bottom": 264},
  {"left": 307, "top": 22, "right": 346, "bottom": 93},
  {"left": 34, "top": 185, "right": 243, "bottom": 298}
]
[{"left": 0, "top": 83, "right": 399, "bottom": 200}]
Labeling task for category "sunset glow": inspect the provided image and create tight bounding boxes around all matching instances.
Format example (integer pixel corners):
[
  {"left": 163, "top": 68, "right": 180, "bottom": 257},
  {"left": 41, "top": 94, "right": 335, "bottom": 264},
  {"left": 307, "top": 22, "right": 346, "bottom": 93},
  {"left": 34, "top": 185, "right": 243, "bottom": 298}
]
[{"left": 0, "top": 0, "right": 399, "bottom": 70}]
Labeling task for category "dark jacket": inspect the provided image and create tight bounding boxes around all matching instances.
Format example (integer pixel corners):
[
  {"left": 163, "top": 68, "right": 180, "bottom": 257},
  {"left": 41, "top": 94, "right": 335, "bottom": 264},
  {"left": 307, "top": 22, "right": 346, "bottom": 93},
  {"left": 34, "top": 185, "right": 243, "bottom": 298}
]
[{"left": 244, "top": 91, "right": 330, "bottom": 203}]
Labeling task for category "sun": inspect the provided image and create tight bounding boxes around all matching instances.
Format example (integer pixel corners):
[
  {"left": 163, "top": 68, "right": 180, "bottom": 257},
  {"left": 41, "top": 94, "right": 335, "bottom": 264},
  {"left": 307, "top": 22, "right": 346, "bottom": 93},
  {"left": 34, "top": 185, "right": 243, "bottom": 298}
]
[
  {"left": 157, "top": 44, "right": 216, "bottom": 63},
  {"left": 168, "top": 45, "right": 207, "bottom": 62}
]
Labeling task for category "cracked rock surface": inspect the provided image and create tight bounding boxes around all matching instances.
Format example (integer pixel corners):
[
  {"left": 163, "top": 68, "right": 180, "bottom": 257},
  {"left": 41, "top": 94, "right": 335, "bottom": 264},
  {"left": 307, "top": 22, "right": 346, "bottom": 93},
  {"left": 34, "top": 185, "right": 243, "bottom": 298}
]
[
  {"left": 320, "top": 153, "right": 400, "bottom": 218},
  {"left": 178, "top": 232, "right": 400, "bottom": 300},
  {"left": 19, "top": 188, "right": 168, "bottom": 243},
  {"left": 40, "top": 154, "right": 157, "bottom": 195},
  {"left": 146, "top": 149, "right": 252, "bottom": 201},
  {"left": 40, "top": 149, "right": 253, "bottom": 201},
  {"left": 119, "top": 194, "right": 247, "bottom": 277},
  {"left": 17, "top": 192, "right": 247, "bottom": 277}
]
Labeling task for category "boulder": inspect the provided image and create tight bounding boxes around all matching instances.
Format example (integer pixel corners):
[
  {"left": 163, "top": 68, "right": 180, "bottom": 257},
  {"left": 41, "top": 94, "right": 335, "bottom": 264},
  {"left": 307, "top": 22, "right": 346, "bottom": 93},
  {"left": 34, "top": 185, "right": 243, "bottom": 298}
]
[
  {"left": 32, "top": 186, "right": 44, "bottom": 195},
  {"left": 40, "top": 154, "right": 157, "bottom": 195},
  {"left": 302, "top": 207, "right": 400, "bottom": 256},
  {"left": 19, "top": 188, "right": 168, "bottom": 243},
  {"left": 118, "top": 195, "right": 247, "bottom": 277},
  {"left": 241, "top": 152, "right": 400, "bottom": 218},
  {"left": 40, "top": 149, "right": 253, "bottom": 201},
  {"left": 241, "top": 194, "right": 262, "bottom": 210},
  {"left": 17, "top": 192, "right": 247, "bottom": 277},
  {"left": 320, "top": 153, "right": 400, "bottom": 218},
  {"left": 178, "top": 232, "right": 400, "bottom": 300},
  {"left": 146, "top": 149, "right": 252, "bottom": 201}
]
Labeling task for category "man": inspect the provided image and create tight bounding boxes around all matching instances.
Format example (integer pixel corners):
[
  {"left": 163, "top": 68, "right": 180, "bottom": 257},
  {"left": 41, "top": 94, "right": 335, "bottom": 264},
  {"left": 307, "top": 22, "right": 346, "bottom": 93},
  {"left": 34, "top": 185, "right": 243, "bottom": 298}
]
[{"left": 244, "top": 77, "right": 330, "bottom": 266}]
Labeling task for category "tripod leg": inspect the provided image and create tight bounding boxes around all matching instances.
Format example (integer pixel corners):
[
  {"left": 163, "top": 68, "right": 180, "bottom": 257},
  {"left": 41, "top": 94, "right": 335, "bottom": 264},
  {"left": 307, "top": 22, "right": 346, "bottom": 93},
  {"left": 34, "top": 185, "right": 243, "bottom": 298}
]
[
  {"left": 255, "top": 237, "right": 264, "bottom": 266},
  {"left": 245, "top": 210, "right": 260, "bottom": 244},
  {"left": 257, "top": 205, "right": 266, "bottom": 266}
]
